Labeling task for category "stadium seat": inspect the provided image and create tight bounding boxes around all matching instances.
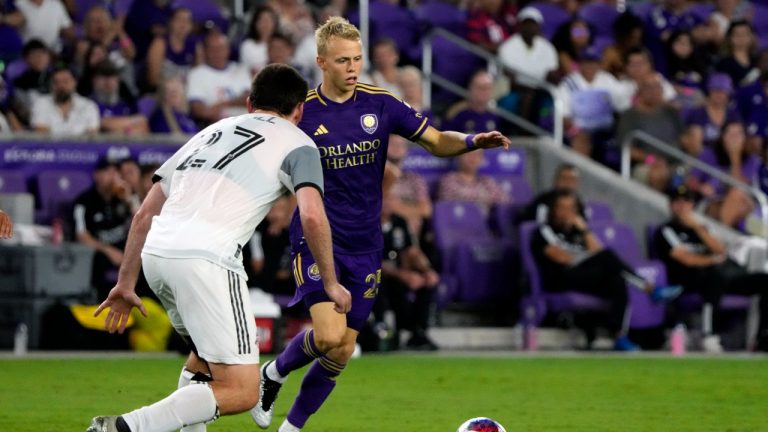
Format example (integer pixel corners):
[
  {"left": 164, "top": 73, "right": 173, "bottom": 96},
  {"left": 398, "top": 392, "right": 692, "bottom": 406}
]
[
  {"left": 518, "top": 221, "right": 611, "bottom": 328},
  {"left": 428, "top": 33, "right": 485, "bottom": 107},
  {"left": 35, "top": 170, "right": 93, "bottom": 225},
  {"left": 0, "top": 24, "right": 23, "bottom": 63},
  {"left": 585, "top": 200, "right": 615, "bottom": 223},
  {"left": 591, "top": 221, "right": 643, "bottom": 265},
  {"left": 0, "top": 170, "right": 27, "bottom": 194},
  {"left": 453, "top": 238, "right": 515, "bottom": 304},
  {"left": 349, "top": 1, "right": 421, "bottom": 63},
  {"left": 528, "top": 2, "right": 572, "bottom": 40},
  {"left": 433, "top": 201, "right": 492, "bottom": 253},
  {"left": 578, "top": 3, "right": 618, "bottom": 42},
  {"left": 414, "top": 0, "right": 468, "bottom": 36},
  {"left": 498, "top": 176, "right": 532, "bottom": 204},
  {"left": 753, "top": 5, "right": 768, "bottom": 49}
]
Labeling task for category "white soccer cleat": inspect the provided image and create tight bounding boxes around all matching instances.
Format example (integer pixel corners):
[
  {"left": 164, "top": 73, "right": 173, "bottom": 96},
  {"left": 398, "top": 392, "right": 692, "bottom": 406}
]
[
  {"left": 251, "top": 360, "right": 284, "bottom": 429},
  {"left": 86, "top": 416, "right": 119, "bottom": 432}
]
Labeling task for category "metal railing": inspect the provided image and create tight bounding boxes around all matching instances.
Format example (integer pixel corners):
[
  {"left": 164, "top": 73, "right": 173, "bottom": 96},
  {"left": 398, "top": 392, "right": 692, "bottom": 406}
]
[
  {"left": 620, "top": 130, "right": 768, "bottom": 234},
  {"left": 420, "top": 28, "right": 565, "bottom": 146}
]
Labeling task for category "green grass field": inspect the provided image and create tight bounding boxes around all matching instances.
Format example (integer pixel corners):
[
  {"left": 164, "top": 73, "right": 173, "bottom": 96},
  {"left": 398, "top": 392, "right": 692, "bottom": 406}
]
[{"left": 1, "top": 353, "right": 767, "bottom": 431}]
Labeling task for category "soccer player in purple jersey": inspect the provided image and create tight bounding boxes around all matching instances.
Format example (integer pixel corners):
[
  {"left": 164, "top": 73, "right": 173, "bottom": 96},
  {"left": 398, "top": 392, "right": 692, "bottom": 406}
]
[{"left": 251, "top": 17, "right": 511, "bottom": 432}]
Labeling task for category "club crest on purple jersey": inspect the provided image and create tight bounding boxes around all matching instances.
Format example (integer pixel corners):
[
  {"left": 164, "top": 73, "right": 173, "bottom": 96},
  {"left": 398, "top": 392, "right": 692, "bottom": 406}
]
[{"left": 360, "top": 114, "right": 378, "bottom": 134}]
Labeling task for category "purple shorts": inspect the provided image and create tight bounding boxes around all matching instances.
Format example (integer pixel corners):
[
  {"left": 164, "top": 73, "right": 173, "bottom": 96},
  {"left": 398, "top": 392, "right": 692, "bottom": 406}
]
[{"left": 288, "top": 240, "right": 382, "bottom": 331}]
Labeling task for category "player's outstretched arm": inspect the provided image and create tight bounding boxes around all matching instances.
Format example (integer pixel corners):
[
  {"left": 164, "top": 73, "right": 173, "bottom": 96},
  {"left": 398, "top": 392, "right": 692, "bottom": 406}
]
[
  {"left": 296, "top": 186, "right": 351, "bottom": 314},
  {"left": 416, "top": 126, "right": 511, "bottom": 157},
  {"left": 0, "top": 210, "right": 13, "bottom": 239},
  {"left": 94, "top": 183, "right": 166, "bottom": 333}
]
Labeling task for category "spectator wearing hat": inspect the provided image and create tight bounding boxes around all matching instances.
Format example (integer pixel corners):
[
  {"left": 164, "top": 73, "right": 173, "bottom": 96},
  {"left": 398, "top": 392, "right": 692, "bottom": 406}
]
[
  {"left": 498, "top": 6, "right": 558, "bottom": 127},
  {"left": 557, "top": 46, "right": 623, "bottom": 159},
  {"left": 90, "top": 60, "right": 149, "bottom": 135},
  {"left": 73, "top": 158, "right": 132, "bottom": 300},
  {"left": 683, "top": 73, "right": 742, "bottom": 156},
  {"left": 654, "top": 184, "right": 768, "bottom": 352},
  {"left": 31, "top": 66, "right": 99, "bottom": 136}
]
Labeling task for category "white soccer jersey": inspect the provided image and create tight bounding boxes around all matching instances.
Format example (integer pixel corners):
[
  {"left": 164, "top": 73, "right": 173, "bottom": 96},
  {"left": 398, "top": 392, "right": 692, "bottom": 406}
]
[{"left": 143, "top": 113, "right": 323, "bottom": 277}]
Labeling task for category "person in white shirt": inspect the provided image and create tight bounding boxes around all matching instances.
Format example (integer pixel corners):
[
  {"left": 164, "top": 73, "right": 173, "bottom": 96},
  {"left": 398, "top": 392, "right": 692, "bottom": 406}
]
[
  {"left": 498, "top": 7, "right": 559, "bottom": 88},
  {"left": 557, "top": 47, "right": 623, "bottom": 157},
  {"left": 87, "top": 63, "right": 350, "bottom": 432},
  {"left": 239, "top": 5, "right": 280, "bottom": 76},
  {"left": 187, "top": 31, "right": 252, "bottom": 126},
  {"left": 614, "top": 47, "right": 677, "bottom": 112},
  {"left": 31, "top": 67, "right": 100, "bottom": 136},
  {"left": 1, "top": 0, "right": 73, "bottom": 53},
  {"left": 497, "top": 6, "right": 559, "bottom": 125}
]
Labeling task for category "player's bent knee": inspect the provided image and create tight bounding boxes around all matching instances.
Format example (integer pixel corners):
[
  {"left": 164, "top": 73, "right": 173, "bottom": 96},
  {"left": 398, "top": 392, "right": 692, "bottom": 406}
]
[{"left": 314, "top": 332, "right": 344, "bottom": 353}]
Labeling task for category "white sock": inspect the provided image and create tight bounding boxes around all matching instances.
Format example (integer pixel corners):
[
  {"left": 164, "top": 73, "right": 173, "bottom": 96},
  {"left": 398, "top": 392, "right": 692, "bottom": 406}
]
[
  {"left": 278, "top": 419, "right": 301, "bottom": 432},
  {"left": 122, "top": 383, "right": 219, "bottom": 432},
  {"left": 266, "top": 361, "right": 287, "bottom": 384},
  {"left": 178, "top": 368, "right": 208, "bottom": 432},
  {"left": 703, "top": 303, "right": 714, "bottom": 335}
]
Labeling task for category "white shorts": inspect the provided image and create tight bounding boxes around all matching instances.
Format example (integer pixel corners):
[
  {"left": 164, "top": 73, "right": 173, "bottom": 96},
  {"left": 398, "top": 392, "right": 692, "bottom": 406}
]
[{"left": 142, "top": 253, "right": 259, "bottom": 364}]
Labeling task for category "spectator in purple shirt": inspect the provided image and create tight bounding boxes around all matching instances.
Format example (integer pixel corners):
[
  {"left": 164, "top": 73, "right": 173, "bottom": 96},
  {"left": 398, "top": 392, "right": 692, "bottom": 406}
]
[
  {"left": 148, "top": 76, "right": 197, "bottom": 134},
  {"left": 695, "top": 121, "right": 759, "bottom": 230},
  {"left": 90, "top": 60, "right": 148, "bottom": 135},
  {"left": 444, "top": 70, "right": 502, "bottom": 135},
  {"left": 683, "top": 73, "right": 742, "bottom": 155},
  {"left": 146, "top": 7, "right": 202, "bottom": 90}
]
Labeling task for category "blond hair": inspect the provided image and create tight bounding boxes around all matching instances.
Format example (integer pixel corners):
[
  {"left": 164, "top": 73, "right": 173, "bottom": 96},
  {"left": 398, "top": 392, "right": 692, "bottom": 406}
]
[{"left": 315, "top": 16, "right": 361, "bottom": 55}]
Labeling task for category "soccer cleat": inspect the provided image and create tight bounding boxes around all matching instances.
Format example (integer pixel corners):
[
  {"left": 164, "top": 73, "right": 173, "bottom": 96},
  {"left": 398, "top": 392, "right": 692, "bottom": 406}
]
[
  {"left": 251, "top": 360, "right": 284, "bottom": 429},
  {"left": 86, "top": 416, "right": 120, "bottom": 432},
  {"left": 650, "top": 285, "right": 683, "bottom": 303},
  {"left": 614, "top": 336, "right": 640, "bottom": 352}
]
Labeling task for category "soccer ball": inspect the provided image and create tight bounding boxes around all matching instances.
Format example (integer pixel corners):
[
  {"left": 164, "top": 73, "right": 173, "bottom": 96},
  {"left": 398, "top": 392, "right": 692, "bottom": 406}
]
[{"left": 457, "top": 417, "right": 507, "bottom": 432}]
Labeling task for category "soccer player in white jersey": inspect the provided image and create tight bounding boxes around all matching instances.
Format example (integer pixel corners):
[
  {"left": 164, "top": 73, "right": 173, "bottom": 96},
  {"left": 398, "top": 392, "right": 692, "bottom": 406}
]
[{"left": 85, "top": 64, "right": 351, "bottom": 432}]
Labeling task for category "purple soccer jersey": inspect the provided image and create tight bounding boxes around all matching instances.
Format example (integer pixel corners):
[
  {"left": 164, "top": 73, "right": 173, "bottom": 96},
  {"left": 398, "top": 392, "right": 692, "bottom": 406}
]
[{"left": 290, "top": 83, "right": 431, "bottom": 254}]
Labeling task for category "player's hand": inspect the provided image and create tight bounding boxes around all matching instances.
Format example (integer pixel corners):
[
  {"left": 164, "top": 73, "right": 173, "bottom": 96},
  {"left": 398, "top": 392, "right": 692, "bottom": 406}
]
[
  {"left": 93, "top": 283, "right": 148, "bottom": 334},
  {"left": 473, "top": 131, "right": 511, "bottom": 150},
  {"left": 324, "top": 282, "right": 352, "bottom": 314},
  {"left": 0, "top": 211, "right": 13, "bottom": 239}
]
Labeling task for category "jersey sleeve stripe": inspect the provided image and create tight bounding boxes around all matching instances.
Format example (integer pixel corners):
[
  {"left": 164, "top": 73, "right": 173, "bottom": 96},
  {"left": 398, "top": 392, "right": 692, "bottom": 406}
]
[
  {"left": 294, "top": 182, "right": 324, "bottom": 197},
  {"left": 408, "top": 117, "right": 429, "bottom": 140}
]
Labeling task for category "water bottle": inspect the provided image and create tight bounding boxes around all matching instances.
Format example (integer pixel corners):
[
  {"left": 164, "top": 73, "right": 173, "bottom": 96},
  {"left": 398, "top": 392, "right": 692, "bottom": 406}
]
[
  {"left": 524, "top": 324, "right": 538, "bottom": 351},
  {"left": 51, "top": 218, "right": 63, "bottom": 245},
  {"left": 670, "top": 323, "right": 686, "bottom": 356},
  {"left": 14, "top": 323, "right": 28, "bottom": 356}
]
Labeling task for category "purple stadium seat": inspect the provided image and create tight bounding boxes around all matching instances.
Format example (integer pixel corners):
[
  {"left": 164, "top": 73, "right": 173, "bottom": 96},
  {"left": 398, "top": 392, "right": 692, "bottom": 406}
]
[
  {"left": 0, "top": 170, "right": 27, "bottom": 193},
  {"left": 36, "top": 170, "right": 93, "bottom": 224},
  {"left": 0, "top": 24, "right": 23, "bottom": 62},
  {"left": 578, "top": 2, "right": 619, "bottom": 40},
  {"left": 629, "top": 261, "right": 667, "bottom": 328},
  {"left": 453, "top": 239, "right": 515, "bottom": 304},
  {"left": 172, "top": 0, "right": 228, "bottom": 32},
  {"left": 414, "top": 0, "right": 467, "bottom": 36},
  {"left": 498, "top": 176, "right": 532, "bottom": 204},
  {"left": 528, "top": 1, "right": 572, "bottom": 40},
  {"left": 518, "top": 221, "right": 611, "bottom": 327},
  {"left": 430, "top": 33, "right": 485, "bottom": 105},
  {"left": 478, "top": 148, "right": 525, "bottom": 177},
  {"left": 349, "top": 0, "right": 421, "bottom": 62},
  {"left": 433, "top": 201, "right": 491, "bottom": 253},
  {"left": 591, "top": 221, "right": 642, "bottom": 265},
  {"left": 585, "top": 200, "right": 614, "bottom": 223}
]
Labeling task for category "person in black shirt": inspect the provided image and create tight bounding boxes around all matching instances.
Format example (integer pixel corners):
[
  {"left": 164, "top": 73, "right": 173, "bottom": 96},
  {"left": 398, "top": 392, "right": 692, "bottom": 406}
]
[
  {"left": 531, "top": 190, "right": 682, "bottom": 350},
  {"left": 519, "top": 163, "right": 584, "bottom": 223},
  {"left": 654, "top": 185, "right": 768, "bottom": 352},
  {"left": 73, "top": 158, "right": 131, "bottom": 300},
  {"left": 247, "top": 194, "right": 295, "bottom": 296},
  {"left": 378, "top": 189, "right": 440, "bottom": 350}
]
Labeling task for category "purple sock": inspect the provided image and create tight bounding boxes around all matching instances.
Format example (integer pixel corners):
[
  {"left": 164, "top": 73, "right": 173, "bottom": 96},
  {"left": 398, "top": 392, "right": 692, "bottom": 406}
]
[
  {"left": 286, "top": 356, "right": 346, "bottom": 428},
  {"left": 275, "top": 329, "right": 322, "bottom": 377}
]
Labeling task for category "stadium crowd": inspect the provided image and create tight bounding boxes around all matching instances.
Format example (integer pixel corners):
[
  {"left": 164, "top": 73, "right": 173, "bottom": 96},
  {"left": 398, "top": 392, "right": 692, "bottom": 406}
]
[{"left": 2, "top": 0, "right": 768, "bottom": 352}]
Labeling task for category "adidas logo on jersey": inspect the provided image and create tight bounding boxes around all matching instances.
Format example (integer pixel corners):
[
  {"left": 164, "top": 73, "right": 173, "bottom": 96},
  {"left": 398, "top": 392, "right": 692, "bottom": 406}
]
[{"left": 314, "top": 124, "right": 329, "bottom": 136}]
